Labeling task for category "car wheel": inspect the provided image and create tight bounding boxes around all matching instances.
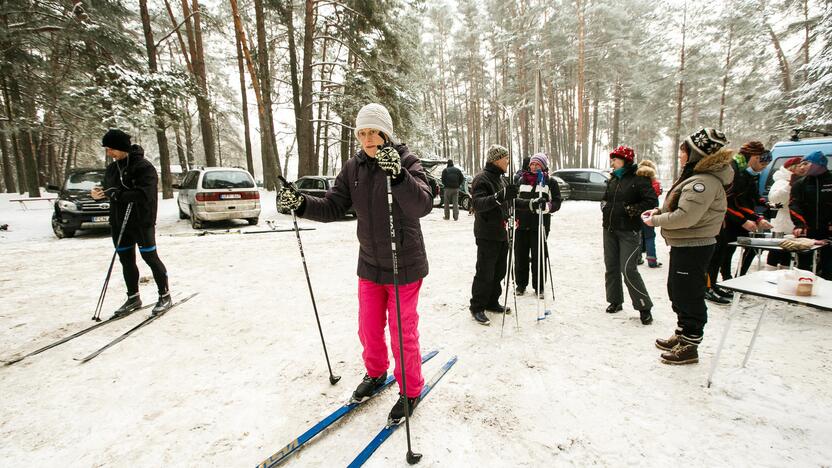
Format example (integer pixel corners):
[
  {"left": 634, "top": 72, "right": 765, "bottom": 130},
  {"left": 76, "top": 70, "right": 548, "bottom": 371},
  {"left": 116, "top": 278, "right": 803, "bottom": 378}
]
[
  {"left": 52, "top": 217, "right": 74, "bottom": 238},
  {"left": 190, "top": 207, "right": 203, "bottom": 229},
  {"left": 247, "top": 217, "right": 259, "bottom": 226},
  {"left": 460, "top": 195, "right": 471, "bottom": 211}
]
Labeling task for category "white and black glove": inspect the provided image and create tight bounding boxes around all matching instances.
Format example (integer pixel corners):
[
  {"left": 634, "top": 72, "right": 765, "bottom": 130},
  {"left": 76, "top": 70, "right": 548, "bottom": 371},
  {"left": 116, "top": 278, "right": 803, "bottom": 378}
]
[
  {"left": 376, "top": 145, "right": 401, "bottom": 177},
  {"left": 277, "top": 183, "right": 305, "bottom": 213},
  {"left": 530, "top": 192, "right": 550, "bottom": 211}
]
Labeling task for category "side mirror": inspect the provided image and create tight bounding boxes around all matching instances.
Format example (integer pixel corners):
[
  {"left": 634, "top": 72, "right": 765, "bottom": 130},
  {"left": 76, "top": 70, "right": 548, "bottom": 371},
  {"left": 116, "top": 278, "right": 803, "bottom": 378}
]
[
  {"left": 172, "top": 183, "right": 181, "bottom": 189},
  {"left": 46, "top": 184, "right": 60, "bottom": 193}
]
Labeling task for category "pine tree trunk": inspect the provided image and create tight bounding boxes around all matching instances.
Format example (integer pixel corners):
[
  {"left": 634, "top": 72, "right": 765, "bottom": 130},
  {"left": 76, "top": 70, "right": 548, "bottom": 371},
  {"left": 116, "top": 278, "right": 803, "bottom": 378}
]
[
  {"left": 140, "top": 0, "right": 173, "bottom": 199},
  {"left": 576, "top": 0, "right": 586, "bottom": 166},
  {"left": 612, "top": 78, "right": 622, "bottom": 147},
  {"left": 181, "top": 0, "right": 216, "bottom": 166},
  {"left": 63, "top": 135, "right": 75, "bottom": 185},
  {"left": 0, "top": 119, "right": 15, "bottom": 192},
  {"left": 299, "top": 0, "right": 316, "bottom": 175},
  {"left": 672, "top": 1, "right": 687, "bottom": 179},
  {"left": 173, "top": 120, "right": 188, "bottom": 171},
  {"left": 5, "top": 76, "right": 39, "bottom": 197},
  {"left": 718, "top": 24, "right": 734, "bottom": 129},
  {"left": 234, "top": 24, "right": 254, "bottom": 177},
  {"left": 183, "top": 104, "right": 195, "bottom": 169},
  {"left": 767, "top": 23, "right": 792, "bottom": 93},
  {"left": 590, "top": 89, "right": 599, "bottom": 166},
  {"left": 248, "top": 0, "right": 280, "bottom": 188},
  {"left": 803, "top": 0, "right": 810, "bottom": 84}
]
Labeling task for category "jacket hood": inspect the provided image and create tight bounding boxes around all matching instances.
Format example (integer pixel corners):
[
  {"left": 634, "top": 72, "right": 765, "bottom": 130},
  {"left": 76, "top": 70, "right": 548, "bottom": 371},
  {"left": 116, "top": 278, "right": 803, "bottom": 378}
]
[
  {"left": 693, "top": 148, "right": 734, "bottom": 185},
  {"left": 636, "top": 165, "right": 656, "bottom": 178},
  {"left": 128, "top": 144, "right": 145, "bottom": 160},
  {"left": 773, "top": 166, "right": 792, "bottom": 182}
]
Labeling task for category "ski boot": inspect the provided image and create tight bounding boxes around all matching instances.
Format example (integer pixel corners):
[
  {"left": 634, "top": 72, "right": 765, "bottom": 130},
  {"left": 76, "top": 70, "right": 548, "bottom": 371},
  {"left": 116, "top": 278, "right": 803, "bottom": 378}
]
[
  {"left": 350, "top": 372, "right": 388, "bottom": 403},
  {"left": 151, "top": 292, "right": 172, "bottom": 316},
  {"left": 113, "top": 293, "right": 141, "bottom": 318},
  {"left": 388, "top": 394, "right": 420, "bottom": 425}
]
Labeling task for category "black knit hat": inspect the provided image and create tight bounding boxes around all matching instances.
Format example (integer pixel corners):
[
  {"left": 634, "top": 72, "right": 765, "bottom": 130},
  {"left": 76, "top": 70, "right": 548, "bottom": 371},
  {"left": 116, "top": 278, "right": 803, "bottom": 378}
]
[
  {"left": 685, "top": 128, "right": 728, "bottom": 162},
  {"left": 102, "top": 129, "right": 132, "bottom": 152}
]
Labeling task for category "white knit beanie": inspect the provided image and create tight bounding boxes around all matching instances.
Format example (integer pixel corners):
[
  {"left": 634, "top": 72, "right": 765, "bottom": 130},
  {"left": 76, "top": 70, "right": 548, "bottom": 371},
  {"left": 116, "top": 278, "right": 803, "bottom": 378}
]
[{"left": 354, "top": 103, "right": 396, "bottom": 144}]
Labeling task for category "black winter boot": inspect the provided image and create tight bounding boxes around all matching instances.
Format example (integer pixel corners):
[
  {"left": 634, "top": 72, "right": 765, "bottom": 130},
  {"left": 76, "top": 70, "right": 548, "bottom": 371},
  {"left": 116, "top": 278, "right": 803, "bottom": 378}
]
[
  {"left": 486, "top": 303, "right": 510, "bottom": 314},
  {"left": 151, "top": 293, "right": 172, "bottom": 316},
  {"left": 606, "top": 303, "right": 623, "bottom": 314},
  {"left": 113, "top": 293, "right": 141, "bottom": 318},
  {"left": 639, "top": 310, "right": 653, "bottom": 325},
  {"left": 351, "top": 372, "right": 388, "bottom": 403},
  {"left": 705, "top": 288, "right": 730, "bottom": 304},
  {"left": 388, "top": 394, "right": 420, "bottom": 424},
  {"left": 471, "top": 310, "right": 491, "bottom": 326}
]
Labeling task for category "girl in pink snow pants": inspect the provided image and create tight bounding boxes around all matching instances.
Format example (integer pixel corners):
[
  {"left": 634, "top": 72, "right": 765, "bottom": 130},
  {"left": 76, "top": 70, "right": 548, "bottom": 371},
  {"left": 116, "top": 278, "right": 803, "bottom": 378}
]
[{"left": 277, "top": 103, "right": 434, "bottom": 422}]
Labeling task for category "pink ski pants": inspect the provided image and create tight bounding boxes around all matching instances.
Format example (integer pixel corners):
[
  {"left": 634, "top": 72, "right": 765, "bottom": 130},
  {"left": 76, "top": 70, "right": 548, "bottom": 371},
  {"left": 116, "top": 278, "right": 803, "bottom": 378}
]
[{"left": 358, "top": 278, "right": 424, "bottom": 398}]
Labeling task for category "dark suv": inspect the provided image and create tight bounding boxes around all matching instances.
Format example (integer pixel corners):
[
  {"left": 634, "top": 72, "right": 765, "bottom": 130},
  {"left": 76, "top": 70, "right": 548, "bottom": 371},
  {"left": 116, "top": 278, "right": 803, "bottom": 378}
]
[{"left": 46, "top": 168, "right": 111, "bottom": 238}]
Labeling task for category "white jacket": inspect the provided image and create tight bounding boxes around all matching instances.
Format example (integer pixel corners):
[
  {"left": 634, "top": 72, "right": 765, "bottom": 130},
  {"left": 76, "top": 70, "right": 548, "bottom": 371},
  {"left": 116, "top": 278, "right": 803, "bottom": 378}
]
[{"left": 768, "top": 167, "right": 794, "bottom": 234}]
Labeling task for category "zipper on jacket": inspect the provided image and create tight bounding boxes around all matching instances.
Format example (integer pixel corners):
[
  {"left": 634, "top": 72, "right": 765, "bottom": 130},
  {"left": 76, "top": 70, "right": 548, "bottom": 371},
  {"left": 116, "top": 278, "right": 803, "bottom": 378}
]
[{"left": 608, "top": 179, "right": 621, "bottom": 232}]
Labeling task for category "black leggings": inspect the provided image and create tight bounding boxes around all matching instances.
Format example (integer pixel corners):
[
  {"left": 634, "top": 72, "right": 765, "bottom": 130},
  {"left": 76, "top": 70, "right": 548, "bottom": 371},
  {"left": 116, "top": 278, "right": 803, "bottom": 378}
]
[{"left": 114, "top": 226, "right": 168, "bottom": 295}]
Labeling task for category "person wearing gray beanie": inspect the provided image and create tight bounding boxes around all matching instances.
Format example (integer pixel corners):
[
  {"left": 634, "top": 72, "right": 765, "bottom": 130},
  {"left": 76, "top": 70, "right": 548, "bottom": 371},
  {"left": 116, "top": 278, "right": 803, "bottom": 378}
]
[
  {"left": 277, "top": 101, "right": 434, "bottom": 423},
  {"left": 468, "top": 143, "right": 518, "bottom": 325}
]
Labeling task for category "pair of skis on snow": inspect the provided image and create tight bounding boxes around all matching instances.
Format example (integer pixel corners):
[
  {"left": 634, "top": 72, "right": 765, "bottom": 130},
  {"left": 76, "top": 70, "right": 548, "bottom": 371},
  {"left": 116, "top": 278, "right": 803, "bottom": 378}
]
[
  {"left": 3, "top": 292, "right": 198, "bottom": 365},
  {"left": 256, "top": 350, "right": 457, "bottom": 467}
]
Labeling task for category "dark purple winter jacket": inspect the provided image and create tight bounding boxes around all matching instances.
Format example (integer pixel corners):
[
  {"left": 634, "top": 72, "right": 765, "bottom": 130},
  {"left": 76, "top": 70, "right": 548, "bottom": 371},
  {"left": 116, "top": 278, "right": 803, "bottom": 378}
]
[{"left": 300, "top": 144, "right": 433, "bottom": 284}]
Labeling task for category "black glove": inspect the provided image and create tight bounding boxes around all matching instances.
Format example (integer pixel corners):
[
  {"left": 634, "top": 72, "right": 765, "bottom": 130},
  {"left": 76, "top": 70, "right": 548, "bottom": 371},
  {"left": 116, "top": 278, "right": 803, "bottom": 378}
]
[
  {"left": 376, "top": 145, "right": 401, "bottom": 177},
  {"left": 624, "top": 204, "right": 640, "bottom": 217},
  {"left": 277, "top": 183, "right": 305, "bottom": 213},
  {"left": 530, "top": 192, "right": 550, "bottom": 211},
  {"left": 495, "top": 184, "right": 519, "bottom": 203}
]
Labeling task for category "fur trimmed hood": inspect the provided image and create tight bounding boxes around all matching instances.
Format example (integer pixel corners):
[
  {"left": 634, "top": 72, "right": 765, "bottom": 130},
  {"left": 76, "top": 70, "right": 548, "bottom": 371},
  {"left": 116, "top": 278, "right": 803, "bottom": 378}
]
[
  {"left": 693, "top": 148, "right": 734, "bottom": 186},
  {"left": 638, "top": 159, "right": 656, "bottom": 169},
  {"left": 636, "top": 165, "right": 656, "bottom": 179}
]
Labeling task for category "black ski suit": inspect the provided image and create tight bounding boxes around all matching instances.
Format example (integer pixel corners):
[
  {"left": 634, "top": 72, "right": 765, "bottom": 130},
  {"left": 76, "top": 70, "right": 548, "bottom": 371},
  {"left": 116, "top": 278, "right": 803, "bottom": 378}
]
[{"left": 102, "top": 145, "right": 168, "bottom": 295}]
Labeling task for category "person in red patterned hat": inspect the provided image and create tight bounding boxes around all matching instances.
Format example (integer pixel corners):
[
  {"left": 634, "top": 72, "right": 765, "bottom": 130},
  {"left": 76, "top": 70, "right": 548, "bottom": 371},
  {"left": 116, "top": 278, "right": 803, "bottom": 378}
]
[{"left": 601, "top": 146, "right": 658, "bottom": 325}]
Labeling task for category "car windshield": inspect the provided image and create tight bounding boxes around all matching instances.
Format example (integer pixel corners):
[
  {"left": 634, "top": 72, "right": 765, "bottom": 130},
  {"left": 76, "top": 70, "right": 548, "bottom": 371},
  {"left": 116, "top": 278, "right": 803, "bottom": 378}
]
[
  {"left": 202, "top": 171, "right": 255, "bottom": 189},
  {"left": 65, "top": 171, "right": 103, "bottom": 191}
]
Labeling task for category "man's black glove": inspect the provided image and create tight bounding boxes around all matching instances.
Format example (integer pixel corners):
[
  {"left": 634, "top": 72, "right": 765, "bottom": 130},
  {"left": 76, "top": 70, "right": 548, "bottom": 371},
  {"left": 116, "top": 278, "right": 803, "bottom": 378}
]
[
  {"left": 495, "top": 184, "right": 519, "bottom": 203},
  {"left": 277, "top": 183, "right": 305, "bottom": 213},
  {"left": 624, "top": 204, "right": 641, "bottom": 217},
  {"left": 530, "top": 192, "right": 550, "bottom": 211}
]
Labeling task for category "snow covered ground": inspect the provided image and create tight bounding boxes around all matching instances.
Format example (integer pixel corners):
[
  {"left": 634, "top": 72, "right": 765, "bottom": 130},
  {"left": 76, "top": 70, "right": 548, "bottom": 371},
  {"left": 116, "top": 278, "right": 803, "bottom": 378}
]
[{"left": 1, "top": 191, "right": 831, "bottom": 467}]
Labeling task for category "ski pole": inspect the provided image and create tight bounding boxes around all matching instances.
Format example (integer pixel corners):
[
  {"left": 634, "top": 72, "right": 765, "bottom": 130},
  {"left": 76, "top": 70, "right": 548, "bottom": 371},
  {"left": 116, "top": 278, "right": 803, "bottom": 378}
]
[
  {"left": 92, "top": 202, "right": 133, "bottom": 322},
  {"left": 384, "top": 174, "right": 421, "bottom": 465},
  {"left": 279, "top": 176, "right": 340, "bottom": 386}
]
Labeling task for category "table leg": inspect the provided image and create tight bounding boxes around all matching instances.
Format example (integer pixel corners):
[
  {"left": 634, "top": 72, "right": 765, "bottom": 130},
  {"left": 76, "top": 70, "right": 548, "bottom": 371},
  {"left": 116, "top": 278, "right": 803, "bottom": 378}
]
[
  {"left": 813, "top": 250, "right": 819, "bottom": 276},
  {"left": 742, "top": 301, "right": 769, "bottom": 368},
  {"left": 708, "top": 292, "right": 741, "bottom": 388}
]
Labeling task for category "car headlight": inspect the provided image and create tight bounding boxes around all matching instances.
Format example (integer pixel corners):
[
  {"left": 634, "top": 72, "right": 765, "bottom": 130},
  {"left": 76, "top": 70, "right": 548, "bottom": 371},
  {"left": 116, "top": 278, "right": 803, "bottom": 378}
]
[{"left": 57, "top": 200, "right": 77, "bottom": 211}]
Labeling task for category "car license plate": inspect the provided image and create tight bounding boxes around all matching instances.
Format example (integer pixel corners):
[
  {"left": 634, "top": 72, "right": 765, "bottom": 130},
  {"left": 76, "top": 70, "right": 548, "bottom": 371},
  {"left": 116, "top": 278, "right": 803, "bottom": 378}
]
[
  {"left": 220, "top": 194, "right": 242, "bottom": 199},
  {"left": 93, "top": 216, "right": 109, "bottom": 222}
]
